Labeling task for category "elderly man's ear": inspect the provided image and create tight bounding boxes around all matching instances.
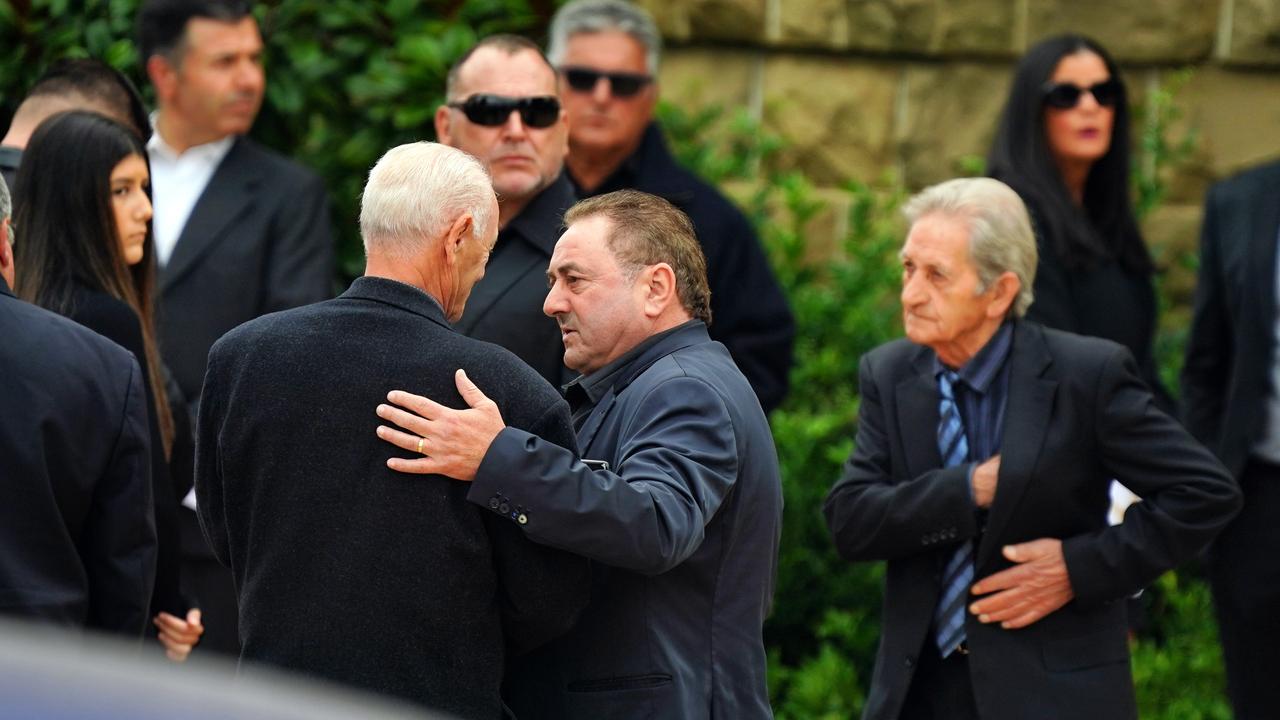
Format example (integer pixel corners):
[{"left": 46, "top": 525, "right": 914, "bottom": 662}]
[
  {"left": 986, "top": 271, "right": 1021, "bottom": 319},
  {"left": 442, "top": 213, "right": 475, "bottom": 264}
]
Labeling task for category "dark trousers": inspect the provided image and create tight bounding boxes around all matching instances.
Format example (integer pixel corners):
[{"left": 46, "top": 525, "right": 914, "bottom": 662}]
[
  {"left": 1209, "top": 458, "right": 1280, "bottom": 720},
  {"left": 899, "top": 641, "right": 979, "bottom": 720}
]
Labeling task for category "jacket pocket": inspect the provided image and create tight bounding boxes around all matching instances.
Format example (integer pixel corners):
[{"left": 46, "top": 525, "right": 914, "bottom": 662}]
[
  {"left": 566, "top": 673, "right": 673, "bottom": 693},
  {"left": 1041, "top": 628, "right": 1130, "bottom": 672}
]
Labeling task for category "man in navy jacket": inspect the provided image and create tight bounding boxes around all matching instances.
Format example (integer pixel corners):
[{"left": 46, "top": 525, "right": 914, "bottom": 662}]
[{"left": 377, "top": 190, "right": 783, "bottom": 719}]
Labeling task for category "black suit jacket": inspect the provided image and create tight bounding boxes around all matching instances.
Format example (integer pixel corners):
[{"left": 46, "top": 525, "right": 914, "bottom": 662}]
[
  {"left": 156, "top": 135, "right": 334, "bottom": 414},
  {"left": 1183, "top": 160, "right": 1280, "bottom": 477},
  {"left": 471, "top": 322, "right": 782, "bottom": 719},
  {"left": 63, "top": 285, "right": 184, "bottom": 618},
  {"left": 572, "top": 123, "right": 796, "bottom": 413},
  {"left": 455, "top": 173, "right": 575, "bottom": 388},
  {"left": 0, "top": 280, "right": 156, "bottom": 635},
  {"left": 196, "top": 277, "right": 590, "bottom": 718},
  {"left": 824, "top": 321, "right": 1240, "bottom": 720}
]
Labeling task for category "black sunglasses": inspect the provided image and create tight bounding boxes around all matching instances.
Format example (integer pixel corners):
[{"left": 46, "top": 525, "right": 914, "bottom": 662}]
[
  {"left": 561, "top": 67, "right": 653, "bottom": 98},
  {"left": 447, "top": 94, "right": 561, "bottom": 128},
  {"left": 1041, "top": 79, "right": 1122, "bottom": 109}
]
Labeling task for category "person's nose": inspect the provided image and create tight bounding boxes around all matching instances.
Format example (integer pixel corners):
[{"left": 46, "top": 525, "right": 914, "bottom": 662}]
[
  {"left": 1078, "top": 87, "right": 1102, "bottom": 112},
  {"left": 901, "top": 272, "right": 926, "bottom": 308},
  {"left": 591, "top": 76, "right": 612, "bottom": 104},
  {"left": 137, "top": 192, "right": 153, "bottom": 223},
  {"left": 543, "top": 282, "right": 567, "bottom": 318},
  {"left": 500, "top": 108, "right": 528, "bottom": 140},
  {"left": 237, "top": 58, "right": 264, "bottom": 93}
]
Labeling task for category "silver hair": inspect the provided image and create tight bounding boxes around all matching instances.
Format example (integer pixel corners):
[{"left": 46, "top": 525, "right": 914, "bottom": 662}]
[
  {"left": 547, "top": 0, "right": 662, "bottom": 75},
  {"left": 0, "top": 173, "right": 9, "bottom": 225},
  {"left": 901, "top": 177, "right": 1038, "bottom": 318},
  {"left": 359, "top": 142, "right": 494, "bottom": 260}
]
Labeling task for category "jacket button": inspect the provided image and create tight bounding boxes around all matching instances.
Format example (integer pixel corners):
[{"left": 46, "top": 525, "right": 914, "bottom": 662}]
[
  {"left": 498, "top": 501, "right": 510, "bottom": 514},
  {"left": 921, "top": 534, "right": 929, "bottom": 545},
  {"left": 488, "top": 497, "right": 500, "bottom": 511},
  {"left": 904, "top": 656, "right": 915, "bottom": 668},
  {"left": 517, "top": 513, "right": 528, "bottom": 525}
]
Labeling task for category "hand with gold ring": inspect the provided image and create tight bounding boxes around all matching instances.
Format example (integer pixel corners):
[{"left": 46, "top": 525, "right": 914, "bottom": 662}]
[{"left": 375, "top": 369, "right": 506, "bottom": 481}]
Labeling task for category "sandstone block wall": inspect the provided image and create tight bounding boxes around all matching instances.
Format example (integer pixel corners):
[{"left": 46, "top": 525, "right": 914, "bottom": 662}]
[{"left": 638, "top": 0, "right": 1280, "bottom": 316}]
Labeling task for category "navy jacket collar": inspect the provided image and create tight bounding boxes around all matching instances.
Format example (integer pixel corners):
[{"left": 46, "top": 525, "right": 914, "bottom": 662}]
[{"left": 568, "top": 320, "right": 707, "bottom": 402}]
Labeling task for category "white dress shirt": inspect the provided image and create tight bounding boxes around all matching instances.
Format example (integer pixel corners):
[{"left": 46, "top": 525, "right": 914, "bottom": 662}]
[{"left": 146, "top": 127, "right": 234, "bottom": 267}]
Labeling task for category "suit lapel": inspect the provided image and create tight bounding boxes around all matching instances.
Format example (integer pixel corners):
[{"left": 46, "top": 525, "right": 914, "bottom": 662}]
[
  {"left": 1245, "top": 172, "right": 1280, "bottom": 339},
  {"left": 160, "top": 138, "right": 257, "bottom": 294},
  {"left": 897, "top": 351, "right": 942, "bottom": 479},
  {"left": 978, "top": 323, "right": 1056, "bottom": 568}
]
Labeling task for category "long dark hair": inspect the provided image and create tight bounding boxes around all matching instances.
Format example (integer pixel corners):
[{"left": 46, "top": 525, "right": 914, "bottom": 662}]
[
  {"left": 13, "top": 110, "right": 174, "bottom": 455},
  {"left": 987, "top": 34, "right": 1151, "bottom": 273}
]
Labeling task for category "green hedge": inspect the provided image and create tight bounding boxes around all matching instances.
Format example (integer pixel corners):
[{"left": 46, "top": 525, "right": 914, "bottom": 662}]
[{"left": 0, "top": 2, "right": 1228, "bottom": 715}]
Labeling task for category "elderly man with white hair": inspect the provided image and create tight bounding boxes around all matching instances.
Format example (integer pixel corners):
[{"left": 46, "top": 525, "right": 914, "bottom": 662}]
[
  {"left": 194, "top": 142, "right": 589, "bottom": 718},
  {"left": 823, "top": 177, "right": 1240, "bottom": 720}
]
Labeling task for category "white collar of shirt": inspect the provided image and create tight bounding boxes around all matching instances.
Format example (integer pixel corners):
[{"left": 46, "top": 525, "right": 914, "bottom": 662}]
[{"left": 146, "top": 125, "right": 236, "bottom": 268}]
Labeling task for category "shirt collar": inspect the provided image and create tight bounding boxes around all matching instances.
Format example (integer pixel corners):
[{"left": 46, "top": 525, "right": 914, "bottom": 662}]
[
  {"left": 564, "top": 320, "right": 703, "bottom": 403},
  {"left": 146, "top": 115, "right": 236, "bottom": 163},
  {"left": 503, "top": 172, "right": 576, "bottom": 257},
  {"left": 934, "top": 321, "right": 1014, "bottom": 395}
]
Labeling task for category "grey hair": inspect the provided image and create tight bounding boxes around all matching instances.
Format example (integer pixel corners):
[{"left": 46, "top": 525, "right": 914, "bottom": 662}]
[
  {"left": 902, "top": 177, "right": 1038, "bottom": 318},
  {"left": 548, "top": 0, "right": 662, "bottom": 75},
  {"left": 359, "top": 142, "right": 494, "bottom": 260},
  {"left": 0, "top": 173, "right": 9, "bottom": 225}
]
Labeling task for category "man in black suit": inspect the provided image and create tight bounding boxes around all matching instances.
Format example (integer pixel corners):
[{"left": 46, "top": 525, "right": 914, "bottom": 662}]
[
  {"left": 0, "top": 176, "right": 156, "bottom": 636},
  {"left": 195, "top": 142, "right": 589, "bottom": 718},
  {"left": 376, "top": 190, "right": 783, "bottom": 719},
  {"left": 823, "top": 177, "right": 1240, "bottom": 720},
  {"left": 1183, "top": 159, "right": 1280, "bottom": 718},
  {"left": 548, "top": 0, "right": 795, "bottom": 413},
  {"left": 137, "top": 0, "right": 335, "bottom": 653},
  {"left": 434, "top": 34, "right": 576, "bottom": 388}
]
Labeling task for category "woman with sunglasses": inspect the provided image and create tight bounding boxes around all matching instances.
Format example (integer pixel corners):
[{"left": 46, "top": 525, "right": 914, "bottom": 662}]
[
  {"left": 988, "top": 34, "right": 1173, "bottom": 412},
  {"left": 13, "top": 110, "right": 204, "bottom": 660}
]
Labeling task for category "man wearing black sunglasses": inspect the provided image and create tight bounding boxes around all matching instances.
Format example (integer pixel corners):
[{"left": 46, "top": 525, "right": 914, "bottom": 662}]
[
  {"left": 435, "top": 35, "right": 576, "bottom": 388},
  {"left": 548, "top": 0, "right": 796, "bottom": 415}
]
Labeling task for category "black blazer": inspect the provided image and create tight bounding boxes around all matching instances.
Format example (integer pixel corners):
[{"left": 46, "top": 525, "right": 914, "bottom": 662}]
[
  {"left": 471, "top": 322, "right": 782, "bottom": 720},
  {"left": 1183, "top": 160, "right": 1280, "bottom": 477},
  {"left": 156, "top": 135, "right": 334, "bottom": 414},
  {"left": 196, "top": 277, "right": 590, "bottom": 718},
  {"left": 455, "top": 173, "right": 575, "bottom": 388},
  {"left": 573, "top": 123, "right": 796, "bottom": 413},
  {"left": 824, "top": 321, "right": 1240, "bottom": 720},
  {"left": 62, "top": 285, "right": 185, "bottom": 619},
  {"left": 0, "top": 280, "right": 156, "bottom": 635}
]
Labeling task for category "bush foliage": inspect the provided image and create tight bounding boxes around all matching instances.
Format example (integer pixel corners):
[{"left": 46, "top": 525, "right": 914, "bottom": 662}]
[{"left": 0, "top": 1, "right": 1227, "bottom": 716}]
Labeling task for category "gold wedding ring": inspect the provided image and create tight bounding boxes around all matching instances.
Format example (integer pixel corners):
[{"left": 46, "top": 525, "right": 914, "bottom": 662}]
[{"left": 417, "top": 437, "right": 425, "bottom": 455}]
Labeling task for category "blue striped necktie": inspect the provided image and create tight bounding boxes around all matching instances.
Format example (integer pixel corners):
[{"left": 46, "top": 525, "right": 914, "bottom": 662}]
[{"left": 934, "top": 369, "right": 974, "bottom": 658}]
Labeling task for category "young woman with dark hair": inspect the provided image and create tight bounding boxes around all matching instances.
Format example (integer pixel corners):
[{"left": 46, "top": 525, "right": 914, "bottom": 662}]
[
  {"left": 13, "top": 110, "right": 203, "bottom": 660},
  {"left": 987, "top": 34, "right": 1172, "bottom": 411}
]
